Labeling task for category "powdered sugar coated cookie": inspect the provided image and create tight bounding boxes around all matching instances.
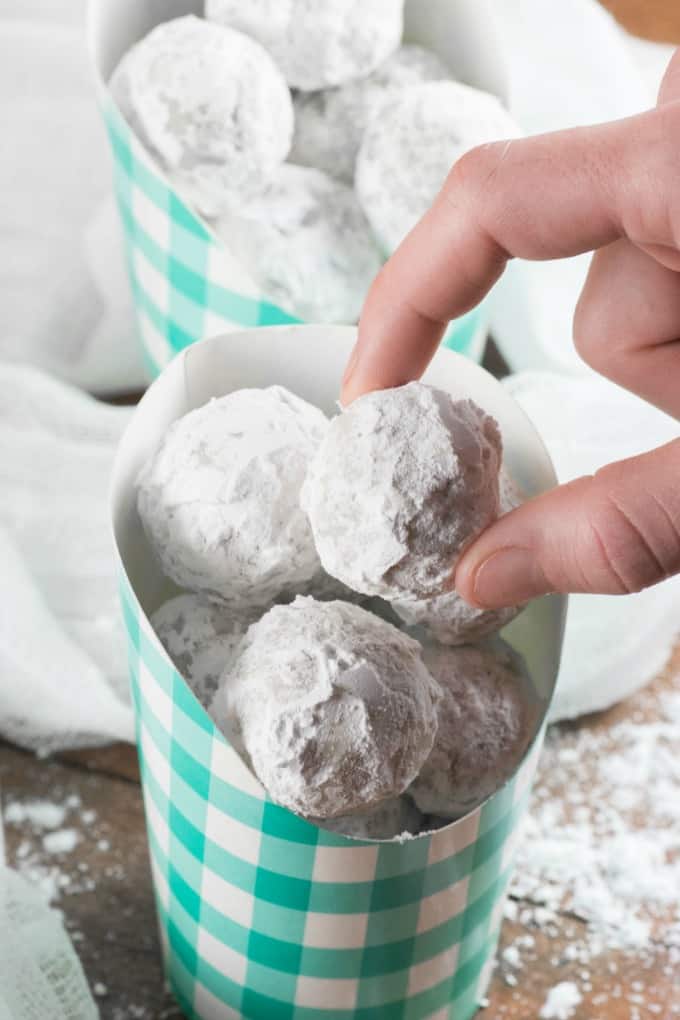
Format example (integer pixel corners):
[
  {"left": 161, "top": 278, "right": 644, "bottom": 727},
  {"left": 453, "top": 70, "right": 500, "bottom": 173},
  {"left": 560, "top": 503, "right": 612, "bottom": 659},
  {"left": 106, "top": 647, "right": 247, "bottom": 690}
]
[
  {"left": 392, "top": 469, "right": 525, "bottom": 644},
  {"left": 409, "top": 642, "right": 531, "bottom": 817},
  {"left": 110, "top": 16, "right": 293, "bottom": 217},
  {"left": 151, "top": 594, "right": 251, "bottom": 709},
  {"left": 302, "top": 382, "right": 502, "bottom": 601},
  {"left": 214, "top": 596, "right": 441, "bottom": 818},
  {"left": 215, "top": 164, "right": 381, "bottom": 322},
  {"left": 137, "top": 387, "right": 327, "bottom": 609},
  {"left": 206, "top": 0, "right": 404, "bottom": 91},
  {"left": 291, "top": 45, "right": 451, "bottom": 183},
  {"left": 356, "top": 80, "right": 518, "bottom": 253}
]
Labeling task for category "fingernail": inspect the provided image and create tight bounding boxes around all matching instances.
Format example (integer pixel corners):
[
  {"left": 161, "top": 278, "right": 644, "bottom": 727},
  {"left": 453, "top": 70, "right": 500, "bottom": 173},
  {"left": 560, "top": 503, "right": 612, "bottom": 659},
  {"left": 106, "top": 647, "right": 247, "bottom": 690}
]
[{"left": 465, "top": 546, "right": 552, "bottom": 608}]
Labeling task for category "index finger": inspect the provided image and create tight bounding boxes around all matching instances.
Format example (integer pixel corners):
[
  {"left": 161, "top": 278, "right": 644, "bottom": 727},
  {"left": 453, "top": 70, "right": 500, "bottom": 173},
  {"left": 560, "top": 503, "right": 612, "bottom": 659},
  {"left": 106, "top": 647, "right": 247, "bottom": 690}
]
[{"left": 341, "top": 106, "right": 669, "bottom": 404}]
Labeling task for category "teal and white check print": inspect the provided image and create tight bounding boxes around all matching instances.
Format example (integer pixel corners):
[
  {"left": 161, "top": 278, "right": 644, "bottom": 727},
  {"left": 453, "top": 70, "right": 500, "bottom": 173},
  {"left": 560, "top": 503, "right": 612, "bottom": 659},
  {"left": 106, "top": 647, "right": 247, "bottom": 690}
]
[
  {"left": 120, "top": 572, "right": 543, "bottom": 1020},
  {"left": 101, "top": 95, "right": 487, "bottom": 380}
]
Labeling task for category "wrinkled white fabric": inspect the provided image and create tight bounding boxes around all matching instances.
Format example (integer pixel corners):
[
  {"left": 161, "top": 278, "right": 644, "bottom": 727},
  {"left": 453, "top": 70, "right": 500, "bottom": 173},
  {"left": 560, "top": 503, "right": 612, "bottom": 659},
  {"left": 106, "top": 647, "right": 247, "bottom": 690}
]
[
  {"left": 0, "top": 865, "right": 98, "bottom": 1020},
  {"left": 0, "top": 3, "right": 144, "bottom": 394},
  {"left": 0, "top": 364, "right": 134, "bottom": 752},
  {"left": 504, "top": 372, "right": 680, "bottom": 721}
]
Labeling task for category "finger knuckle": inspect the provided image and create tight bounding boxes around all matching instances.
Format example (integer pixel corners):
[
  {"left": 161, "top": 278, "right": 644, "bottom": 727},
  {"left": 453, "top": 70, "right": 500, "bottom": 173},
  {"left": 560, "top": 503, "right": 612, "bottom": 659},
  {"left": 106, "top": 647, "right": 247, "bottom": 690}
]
[
  {"left": 444, "top": 141, "right": 509, "bottom": 207},
  {"left": 587, "top": 472, "right": 673, "bottom": 593}
]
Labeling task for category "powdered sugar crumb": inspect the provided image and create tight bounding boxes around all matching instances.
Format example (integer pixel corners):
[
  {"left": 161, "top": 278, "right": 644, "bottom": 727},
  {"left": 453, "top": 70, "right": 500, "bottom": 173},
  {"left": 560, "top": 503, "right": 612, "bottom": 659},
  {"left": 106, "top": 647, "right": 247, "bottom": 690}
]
[
  {"left": 540, "top": 982, "right": 582, "bottom": 1019},
  {"left": 42, "top": 828, "right": 80, "bottom": 855},
  {"left": 4, "top": 790, "right": 112, "bottom": 903},
  {"left": 4, "top": 799, "right": 67, "bottom": 830}
]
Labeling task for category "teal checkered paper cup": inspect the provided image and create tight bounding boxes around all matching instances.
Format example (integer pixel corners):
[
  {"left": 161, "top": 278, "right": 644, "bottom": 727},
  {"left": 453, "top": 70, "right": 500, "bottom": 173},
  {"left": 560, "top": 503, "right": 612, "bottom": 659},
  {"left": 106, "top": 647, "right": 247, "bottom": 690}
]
[
  {"left": 88, "top": 0, "right": 506, "bottom": 378},
  {"left": 110, "top": 325, "right": 565, "bottom": 1020}
]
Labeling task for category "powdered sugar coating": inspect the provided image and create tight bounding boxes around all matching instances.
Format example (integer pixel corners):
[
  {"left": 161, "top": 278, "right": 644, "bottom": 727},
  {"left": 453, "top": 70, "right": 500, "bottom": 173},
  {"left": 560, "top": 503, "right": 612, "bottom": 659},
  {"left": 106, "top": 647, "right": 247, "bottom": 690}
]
[
  {"left": 214, "top": 596, "right": 441, "bottom": 818},
  {"left": 291, "top": 45, "right": 451, "bottom": 183},
  {"left": 392, "top": 469, "right": 525, "bottom": 644},
  {"left": 215, "top": 164, "right": 381, "bottom": 323},
  {"left": 205, "top": 0, "right": 403, "bottom": 91},
  {"left": 356, "top": 80, "right": 519, "bottom": 253},
  {"left": 315, "top": 795, "right": 422, "bottom": 840},
  {"left": 409, "top": 642, "right": 531, "bottom": 817},
  {"left": 109, "top": 16, "right": 293, "bottom": 218},
  {"left": 302, "top": 382, "right": 502, "bottom": 601},
  {"left": 151, "top": 594, "right": 251, "bottom": 709},
  {"left": 137, "top": 387, "right": 328, "bottom": 609}
]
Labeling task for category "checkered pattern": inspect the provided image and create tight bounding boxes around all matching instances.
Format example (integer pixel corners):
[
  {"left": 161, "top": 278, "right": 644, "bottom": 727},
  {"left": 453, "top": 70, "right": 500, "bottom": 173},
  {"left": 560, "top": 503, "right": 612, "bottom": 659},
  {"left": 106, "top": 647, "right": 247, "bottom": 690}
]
[
  {"left": 120, "top": 572, "right": 544, "bottom": 1020},
  {"left": 100, "top": 92, "right": 486, "bottom": 379}
]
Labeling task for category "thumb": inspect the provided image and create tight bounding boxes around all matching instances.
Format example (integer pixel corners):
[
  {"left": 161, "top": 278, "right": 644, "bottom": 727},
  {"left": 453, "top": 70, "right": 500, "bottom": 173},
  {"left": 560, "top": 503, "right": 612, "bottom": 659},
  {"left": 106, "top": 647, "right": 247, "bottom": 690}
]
[{"left": 454, "top": 439, "right": 680, "bottom": 607}]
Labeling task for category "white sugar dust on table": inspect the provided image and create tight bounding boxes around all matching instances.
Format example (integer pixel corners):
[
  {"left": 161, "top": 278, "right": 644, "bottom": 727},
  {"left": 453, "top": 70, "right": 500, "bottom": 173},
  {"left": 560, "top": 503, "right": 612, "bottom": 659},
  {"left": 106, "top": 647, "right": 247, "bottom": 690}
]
[
  {"left": 2, "top": 790, "right": 102, "bottom": 904},
  {"left": 487, "top": 648, "right": 680, "bottom": 1019}
]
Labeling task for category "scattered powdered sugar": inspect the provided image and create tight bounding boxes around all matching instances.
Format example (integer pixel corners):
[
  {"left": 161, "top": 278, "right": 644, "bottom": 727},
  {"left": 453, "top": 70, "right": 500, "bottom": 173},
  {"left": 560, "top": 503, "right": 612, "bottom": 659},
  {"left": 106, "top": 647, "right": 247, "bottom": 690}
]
[
  {"left": 4, "top": 799, "right": 68, "bottom": 830},
  {"left": 43, "top": 828, "right": 80, "bottom": 855},
  {"left": 497, "top": 663, "right": 680, "bottom": 1013},
  {"left": 540, "top": 981, "right": 582, "bottom": 1019},
  {"left": 3, "top": 792, "right": 102, "bottom": 903},
  {"left": 512, "top": 683, "right": 680, "bottom": 953}
]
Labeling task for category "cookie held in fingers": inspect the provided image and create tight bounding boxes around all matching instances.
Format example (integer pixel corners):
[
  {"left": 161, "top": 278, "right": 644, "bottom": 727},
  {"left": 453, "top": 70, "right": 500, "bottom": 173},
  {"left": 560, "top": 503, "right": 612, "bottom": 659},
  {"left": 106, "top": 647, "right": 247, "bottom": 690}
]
[{"left": 302, "top": 381, "right": 503, "bottom": 602}]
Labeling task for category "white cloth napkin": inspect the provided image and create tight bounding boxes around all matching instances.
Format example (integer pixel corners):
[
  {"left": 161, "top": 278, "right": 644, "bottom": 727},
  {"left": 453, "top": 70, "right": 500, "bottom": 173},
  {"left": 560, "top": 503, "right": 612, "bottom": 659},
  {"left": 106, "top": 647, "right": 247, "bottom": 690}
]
[
  {"left": 0, "top": 365, "right": 134, "bottom": 753},
  {"left": 505, "top": 371, "right": 680, "bottom": 721},
  {"left": 0, "top": 3, "right": 146, "bottom": 395}
]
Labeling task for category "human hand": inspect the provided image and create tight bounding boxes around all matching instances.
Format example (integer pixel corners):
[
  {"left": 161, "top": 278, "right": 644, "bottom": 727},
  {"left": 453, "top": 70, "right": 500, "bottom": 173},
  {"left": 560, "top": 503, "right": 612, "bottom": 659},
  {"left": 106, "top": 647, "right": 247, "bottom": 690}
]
[{"left": 341, "top": 51, "right": 680, "bottom": 609}]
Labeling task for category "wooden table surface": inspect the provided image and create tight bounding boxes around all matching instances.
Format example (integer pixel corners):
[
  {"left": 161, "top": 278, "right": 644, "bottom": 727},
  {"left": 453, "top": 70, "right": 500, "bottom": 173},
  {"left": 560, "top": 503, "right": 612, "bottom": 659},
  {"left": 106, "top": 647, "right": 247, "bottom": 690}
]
[{"left": 1, "top": 644, "right": 678, "bottom": 1019}]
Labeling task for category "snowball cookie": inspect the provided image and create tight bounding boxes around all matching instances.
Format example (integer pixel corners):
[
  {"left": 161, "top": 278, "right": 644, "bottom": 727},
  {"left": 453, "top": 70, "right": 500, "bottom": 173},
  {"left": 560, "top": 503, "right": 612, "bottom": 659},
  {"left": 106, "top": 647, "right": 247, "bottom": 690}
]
[
  {"left": 215, "top": 164, "right": 381, "bottom": 323},
  {"left": 151, "top": 594, "right": 251, "bottom": 709},
  {"left": 214, "top": 596, "right": 441, "bottom": 818},
  {"left": 205, "top": 0, "right": 403, "bottom": 91},
  {"left": 291, "top": 45, "right": 451, "bottom": 184},
  {"left": 109, "top": 16, "right": 293, "bottom": 218},
  {"left": 315, "top": 796, "right": 422, "bottom": 840},
  {"left": 409, "top": 642, "right": 532, "bottom": 818},
  {"left": 137, "top": 387, "right": 328, "bottom": 610},
  {"left": 356, "top": 80, "right": 519, "bottom": 253},
  {"left": 302, "top": 382, "right": 503, "bottom": 601},
  {"left": 391, "top": 469, "right": 525, "bottom": 644}
]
